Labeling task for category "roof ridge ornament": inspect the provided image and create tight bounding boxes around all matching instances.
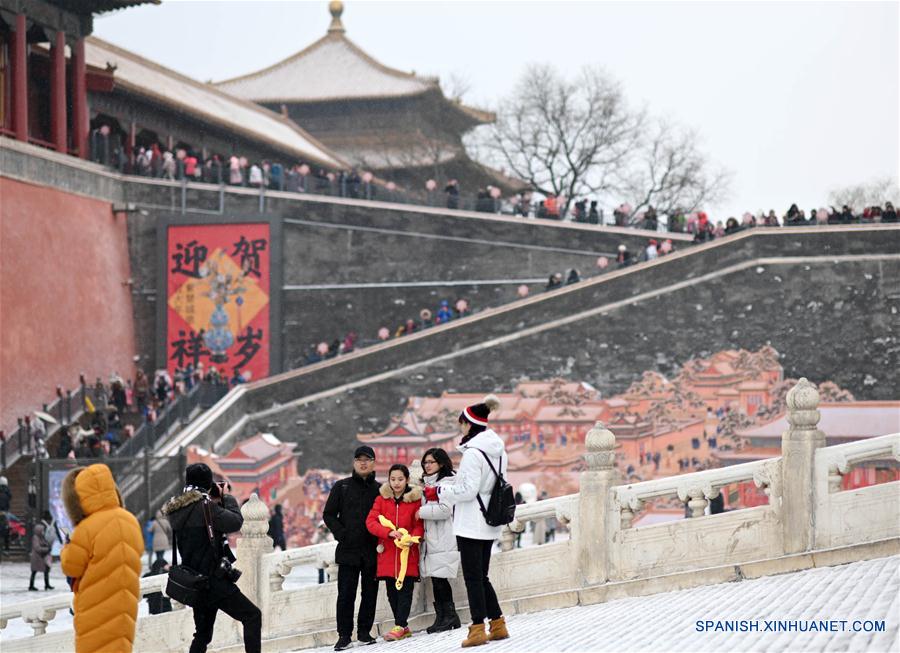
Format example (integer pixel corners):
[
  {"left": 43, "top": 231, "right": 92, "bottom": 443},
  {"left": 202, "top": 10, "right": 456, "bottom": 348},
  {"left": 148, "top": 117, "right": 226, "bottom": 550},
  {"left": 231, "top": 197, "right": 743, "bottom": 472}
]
[{"left": 328, "top": 0, "right": 345, "bottom": 34}]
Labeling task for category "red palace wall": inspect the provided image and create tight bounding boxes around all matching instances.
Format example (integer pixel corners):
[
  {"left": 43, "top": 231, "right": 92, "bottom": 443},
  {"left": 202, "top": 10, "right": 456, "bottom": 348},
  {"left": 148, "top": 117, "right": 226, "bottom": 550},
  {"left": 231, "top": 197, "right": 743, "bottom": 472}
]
[{"left": 1, "top": 177, "right": 138, "bottom": 431}]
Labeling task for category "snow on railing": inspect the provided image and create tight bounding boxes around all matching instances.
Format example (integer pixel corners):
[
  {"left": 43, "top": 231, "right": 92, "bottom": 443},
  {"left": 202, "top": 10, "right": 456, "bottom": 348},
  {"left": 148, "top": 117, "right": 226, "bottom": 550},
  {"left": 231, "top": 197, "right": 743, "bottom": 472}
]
[
  {"left": 263, "top": 541, "right": 338, "bottom": 593},
  {"left": 0, "top": 574, "right": 176, "bottom": 638},
  {"left": 613, "top": 457, "right": 780, "bottom": 527},
  {"left": 819, "top": 432, "right": 900, "bottom": 493},
  {"left": 501, "top": 493, "right": 578, "bottom": 551}
]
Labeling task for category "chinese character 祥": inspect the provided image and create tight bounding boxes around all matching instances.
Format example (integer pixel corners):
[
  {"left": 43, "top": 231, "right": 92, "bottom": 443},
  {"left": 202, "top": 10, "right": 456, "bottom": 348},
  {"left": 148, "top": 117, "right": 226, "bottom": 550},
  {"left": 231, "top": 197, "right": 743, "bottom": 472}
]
[
  {"left": 170, "top": 329, "right": 210, "bottom": 368},
  {"left": 171, "top": 240, "right": 209, "bottom": 278},
  {"left": 233, "top": 326, "right": 264, "bottom": 371},
  {"left": 231, "top": 236, "right": 267, "bottom": 278}
]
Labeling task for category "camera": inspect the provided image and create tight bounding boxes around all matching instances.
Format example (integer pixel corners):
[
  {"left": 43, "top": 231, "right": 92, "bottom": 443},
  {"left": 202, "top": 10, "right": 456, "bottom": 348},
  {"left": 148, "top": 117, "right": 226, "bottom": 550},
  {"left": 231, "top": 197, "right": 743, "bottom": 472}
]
[{"left": 215, "top": 557, "right": 242, "bottom": 583}]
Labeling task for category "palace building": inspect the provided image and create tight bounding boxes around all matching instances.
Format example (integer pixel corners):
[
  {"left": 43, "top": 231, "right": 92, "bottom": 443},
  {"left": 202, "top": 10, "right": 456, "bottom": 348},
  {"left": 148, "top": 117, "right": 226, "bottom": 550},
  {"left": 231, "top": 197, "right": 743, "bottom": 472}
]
[{"left": 215, "top": 1, "right": 521, "bottom": 195}]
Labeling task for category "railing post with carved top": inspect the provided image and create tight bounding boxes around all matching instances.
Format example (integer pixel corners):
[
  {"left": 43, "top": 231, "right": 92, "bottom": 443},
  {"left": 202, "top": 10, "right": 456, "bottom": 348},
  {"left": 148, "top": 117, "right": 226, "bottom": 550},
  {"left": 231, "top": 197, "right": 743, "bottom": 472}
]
[
  {"left": 781, "top": 378, "right": 826, "bottom": 553},
  {"left": 235, "top": 493, "right": 273, "bottom": 635},
  {"left": 576, "top": 421, "right": 618, "bottom": 586}
]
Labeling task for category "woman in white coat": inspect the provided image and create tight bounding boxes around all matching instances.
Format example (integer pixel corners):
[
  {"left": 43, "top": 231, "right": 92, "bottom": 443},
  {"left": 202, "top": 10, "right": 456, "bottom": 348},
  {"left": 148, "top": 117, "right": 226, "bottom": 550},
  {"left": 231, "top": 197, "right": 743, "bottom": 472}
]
[
  {"left": 424, "top": 395, "right": 510, "bottom": 648},
  {"left": 419, "top": 447, "right": 462, "bottom": 633}
]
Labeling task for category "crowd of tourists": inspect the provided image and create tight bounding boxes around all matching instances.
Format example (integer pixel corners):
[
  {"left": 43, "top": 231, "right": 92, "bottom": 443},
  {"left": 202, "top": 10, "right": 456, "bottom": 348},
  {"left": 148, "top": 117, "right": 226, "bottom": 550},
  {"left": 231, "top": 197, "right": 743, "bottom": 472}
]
[
  {"left": 34, "top": 394, "right": 510, "bottom": 653},
  {"left": 7, "top": 364, "right": 235, "bottom": 464},
  {"left": 89, "top": 127, "right": 900, "bottom": 230},
  {"left": 90, "top": 128, "right": 384, "bottom": 196},
  {"left": 297, "top": 299, "right": 473, "bottom": 368}
]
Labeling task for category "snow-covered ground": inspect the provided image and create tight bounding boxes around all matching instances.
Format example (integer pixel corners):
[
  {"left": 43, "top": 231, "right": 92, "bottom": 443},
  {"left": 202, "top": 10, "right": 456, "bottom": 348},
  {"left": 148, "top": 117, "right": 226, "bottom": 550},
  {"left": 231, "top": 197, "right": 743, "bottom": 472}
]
[
  {"left": 301, "top": 555, "right": 899, "bottom": 653},
  {"left": 0, "top": 556, "right": 320, "bottom": 642}
]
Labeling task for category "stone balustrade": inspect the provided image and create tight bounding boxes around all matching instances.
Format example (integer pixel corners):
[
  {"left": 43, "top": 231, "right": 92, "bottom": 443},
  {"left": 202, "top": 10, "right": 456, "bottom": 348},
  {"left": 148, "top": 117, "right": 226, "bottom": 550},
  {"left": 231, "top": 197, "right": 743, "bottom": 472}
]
[
  {"left": 613, "top": 458, "right": 780, "bottom": 525},
  {"left": 500, "top": 493, "right": 577, "bottom": 551},
  {"left": 2, "top": 379, "right": 898, "bottom": 653}
]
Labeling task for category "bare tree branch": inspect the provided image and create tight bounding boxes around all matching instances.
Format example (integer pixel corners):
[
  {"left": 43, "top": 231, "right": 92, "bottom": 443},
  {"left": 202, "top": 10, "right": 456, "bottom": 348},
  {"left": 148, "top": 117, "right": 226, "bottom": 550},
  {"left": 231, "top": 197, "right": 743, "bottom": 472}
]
[{"left": 472, "top": 63, "right": 728, "bottom": 217}]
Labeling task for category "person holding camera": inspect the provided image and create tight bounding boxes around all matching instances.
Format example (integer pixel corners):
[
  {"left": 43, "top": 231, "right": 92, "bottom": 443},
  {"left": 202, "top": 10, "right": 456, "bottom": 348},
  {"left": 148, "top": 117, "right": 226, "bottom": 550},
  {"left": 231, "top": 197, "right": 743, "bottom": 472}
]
[{"left": 162, "top": 463, "right": 261, "bottom": 653}]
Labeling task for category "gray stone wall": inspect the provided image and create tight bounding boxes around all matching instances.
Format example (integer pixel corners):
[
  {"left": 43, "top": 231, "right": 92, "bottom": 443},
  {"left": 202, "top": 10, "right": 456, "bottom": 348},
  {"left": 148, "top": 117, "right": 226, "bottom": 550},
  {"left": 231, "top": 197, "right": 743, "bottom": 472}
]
[
  {"left": 226, "top": 228, "right": 900, "bottom": 472},
  {"left": 122, "top": 191, "right": 667, "bottom": 371}
]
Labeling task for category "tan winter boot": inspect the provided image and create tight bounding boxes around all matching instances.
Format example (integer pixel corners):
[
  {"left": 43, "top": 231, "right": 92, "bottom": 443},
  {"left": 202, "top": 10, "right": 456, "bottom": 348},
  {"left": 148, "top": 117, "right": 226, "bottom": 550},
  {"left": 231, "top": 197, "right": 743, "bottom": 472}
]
[
  {"left": 461, "top": 623, "right": 489, "bottom": 648},
  {"left": 488, "top": 617, "right": 510, "bottom": 641}
]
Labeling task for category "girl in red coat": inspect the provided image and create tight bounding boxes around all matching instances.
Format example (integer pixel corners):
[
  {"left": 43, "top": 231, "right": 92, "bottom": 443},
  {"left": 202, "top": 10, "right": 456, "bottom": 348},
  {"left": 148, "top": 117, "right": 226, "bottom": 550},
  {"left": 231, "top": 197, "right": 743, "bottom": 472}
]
[{"left": 366, "top": 464, "right": 424, "bottom": 641}]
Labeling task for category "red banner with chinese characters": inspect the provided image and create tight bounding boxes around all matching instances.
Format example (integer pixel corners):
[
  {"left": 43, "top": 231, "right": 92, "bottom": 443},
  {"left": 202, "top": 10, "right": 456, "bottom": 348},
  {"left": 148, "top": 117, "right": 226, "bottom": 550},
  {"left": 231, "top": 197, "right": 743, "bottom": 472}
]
[{"left": 166, "top": 223, "right": 270, "bottom": 383}]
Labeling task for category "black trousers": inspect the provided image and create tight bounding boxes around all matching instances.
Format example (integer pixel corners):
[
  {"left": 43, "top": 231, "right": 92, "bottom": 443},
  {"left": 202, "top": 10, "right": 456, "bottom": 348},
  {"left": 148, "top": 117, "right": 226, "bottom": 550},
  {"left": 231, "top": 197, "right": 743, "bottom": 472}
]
[
  {"left": 336, "top": 563, "right": 378, "bottom": 637},
  {"left": 456, "top": 536, "right": 502, "bottom": 625},
  {"left": 431, "top": 576, "right": 454, "bottom": 603},
  {"left": 189, "top": 589, "right": 261, "bottom": 653},
  {"left": 29, "top": 569, "right": 51, "bottom": 589},
  {"left": 384, "top": 577, "right": 415, "bottom": 627}
]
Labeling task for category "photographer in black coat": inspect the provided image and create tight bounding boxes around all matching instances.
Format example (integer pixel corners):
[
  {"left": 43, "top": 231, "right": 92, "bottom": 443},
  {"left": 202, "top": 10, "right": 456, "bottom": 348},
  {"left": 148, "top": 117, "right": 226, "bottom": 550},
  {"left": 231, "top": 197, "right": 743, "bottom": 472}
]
[
  {"left": 163, "top": 463, "right": 262, "bottom": 653},
  {"left": 322, "top": 446, "right": 381, "bottom": 651}
]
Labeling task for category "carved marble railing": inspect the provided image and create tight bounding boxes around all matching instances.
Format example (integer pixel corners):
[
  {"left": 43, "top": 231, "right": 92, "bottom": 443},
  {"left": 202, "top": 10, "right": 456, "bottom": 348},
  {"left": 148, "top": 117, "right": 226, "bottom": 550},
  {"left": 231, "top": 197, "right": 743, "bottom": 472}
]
[
  {"left": 613, "top": 458, "right": 781, "bottom": 527},
  {"left": 0, "top": 572, "right": 182, "bottom": 650},
  {"left": 820, "top": 433, "right": 900, "bottom": 493},
  {"left": 814, "top": 431, "right": 900, "bottom": 549},
  {"left": 500, "top": 493, "right": 578, "bottom": 551},
  {"left": 264, "top": 541, "right": 337, "bottom": 593}
]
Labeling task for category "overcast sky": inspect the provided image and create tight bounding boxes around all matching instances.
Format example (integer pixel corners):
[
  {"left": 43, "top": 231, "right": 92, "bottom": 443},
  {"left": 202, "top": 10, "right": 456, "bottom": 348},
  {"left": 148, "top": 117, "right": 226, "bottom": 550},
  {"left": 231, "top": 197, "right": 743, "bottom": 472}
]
[{"left": 94, "top": 0, "right": 898, "bottom": 218}]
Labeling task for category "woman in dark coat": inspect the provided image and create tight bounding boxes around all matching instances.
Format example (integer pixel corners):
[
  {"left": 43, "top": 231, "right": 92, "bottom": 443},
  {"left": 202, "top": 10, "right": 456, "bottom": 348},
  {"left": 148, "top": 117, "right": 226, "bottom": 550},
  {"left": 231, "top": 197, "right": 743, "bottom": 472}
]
[
  {"left": 29, "top": 523, "right": 54, "bottom": 590},
  {"left": 268, "top": 504, "right": 287, "bottom": 551}
]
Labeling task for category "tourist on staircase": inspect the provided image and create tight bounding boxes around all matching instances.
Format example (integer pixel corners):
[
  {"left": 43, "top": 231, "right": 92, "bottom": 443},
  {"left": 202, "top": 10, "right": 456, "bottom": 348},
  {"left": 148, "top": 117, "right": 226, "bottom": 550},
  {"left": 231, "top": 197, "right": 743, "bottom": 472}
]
[
  {"left": 425, "top": 395, "right": 511, "bottom": 648},
  {"left": 365, "top": 464, "right": 424, "bottom": 642},
  {"left": 419, "top": 447, "right": 462, "bottom": 633}
]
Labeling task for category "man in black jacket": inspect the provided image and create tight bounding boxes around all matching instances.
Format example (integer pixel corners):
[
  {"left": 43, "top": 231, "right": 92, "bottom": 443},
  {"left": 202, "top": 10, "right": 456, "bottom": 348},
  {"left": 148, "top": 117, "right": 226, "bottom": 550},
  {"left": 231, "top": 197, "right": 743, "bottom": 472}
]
[
  {"left": 163, "top": 463, "right": 261, "bottom": 653},
  {"left": 322, "top": 446, "right": 381, "bottom": 651}
]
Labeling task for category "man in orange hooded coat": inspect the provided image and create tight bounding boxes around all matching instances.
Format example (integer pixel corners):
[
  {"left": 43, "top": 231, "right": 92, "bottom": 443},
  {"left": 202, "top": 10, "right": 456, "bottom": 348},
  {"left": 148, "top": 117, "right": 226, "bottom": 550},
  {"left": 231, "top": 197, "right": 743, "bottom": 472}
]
[{"left": 61, "top": 464, "right": 144, "bottom": 653}]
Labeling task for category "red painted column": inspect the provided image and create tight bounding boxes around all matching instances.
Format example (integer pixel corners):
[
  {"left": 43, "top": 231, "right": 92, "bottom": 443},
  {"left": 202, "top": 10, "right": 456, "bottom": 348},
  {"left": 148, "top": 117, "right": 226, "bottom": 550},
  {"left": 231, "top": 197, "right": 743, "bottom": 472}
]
[
  {"left": 12, "top": 14, "right": 28, "bottom": 142},
  {"left": 126, "top": 120, "right": 135, "bottom": 170},
  {"left": 71, "top": 38, "right": 88, "bottom": 159},
  {"left": 49, "top": 30, "right": 67, "bottom": 153}
]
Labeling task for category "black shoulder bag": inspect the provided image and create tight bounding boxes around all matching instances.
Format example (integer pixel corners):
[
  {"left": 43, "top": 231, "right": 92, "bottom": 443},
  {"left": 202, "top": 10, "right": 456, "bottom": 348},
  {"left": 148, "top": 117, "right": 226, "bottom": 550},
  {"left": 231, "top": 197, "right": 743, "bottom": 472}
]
[
  {"left": 165, "top": 500, "right": 216, "bottom": 607},
  {"left": 472, "top": 449, "right": 517, "bottom": 527}
]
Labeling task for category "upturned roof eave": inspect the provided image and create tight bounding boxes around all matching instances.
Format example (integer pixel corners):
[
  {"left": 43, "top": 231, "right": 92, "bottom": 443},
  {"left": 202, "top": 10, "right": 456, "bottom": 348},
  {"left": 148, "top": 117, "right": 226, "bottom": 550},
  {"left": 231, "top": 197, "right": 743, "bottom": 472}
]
[
  {"left": 85, "top": 36, "right": 351, "bottom": 170},
  {"left": 214, "top": 32, "right": 435, "bottom": 102}
]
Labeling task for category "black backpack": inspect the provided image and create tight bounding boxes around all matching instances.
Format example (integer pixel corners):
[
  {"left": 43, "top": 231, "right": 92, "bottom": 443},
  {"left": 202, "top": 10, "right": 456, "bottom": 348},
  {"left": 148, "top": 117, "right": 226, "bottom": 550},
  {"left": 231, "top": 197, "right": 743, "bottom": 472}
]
[{"left": 472, "top": 449, "right": 516, "bottom": 527}]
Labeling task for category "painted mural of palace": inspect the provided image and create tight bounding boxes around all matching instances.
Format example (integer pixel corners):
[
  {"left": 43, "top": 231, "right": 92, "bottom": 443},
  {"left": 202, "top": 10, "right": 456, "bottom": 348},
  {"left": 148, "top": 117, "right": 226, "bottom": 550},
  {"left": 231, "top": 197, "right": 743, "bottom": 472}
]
[
  {"left": 357, "top": 346, "right": 899, "bottom": 498},
  {"left": 182, "top": 346, "right": 898, "bottom": 543}
]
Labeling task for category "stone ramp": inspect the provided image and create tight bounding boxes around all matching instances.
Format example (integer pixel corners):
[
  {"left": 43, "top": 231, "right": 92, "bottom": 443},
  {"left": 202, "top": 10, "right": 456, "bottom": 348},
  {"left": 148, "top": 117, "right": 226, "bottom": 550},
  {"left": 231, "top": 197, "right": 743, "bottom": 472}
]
[{"left": 299, "top": 555, "right": 899, "bottom": 653}]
